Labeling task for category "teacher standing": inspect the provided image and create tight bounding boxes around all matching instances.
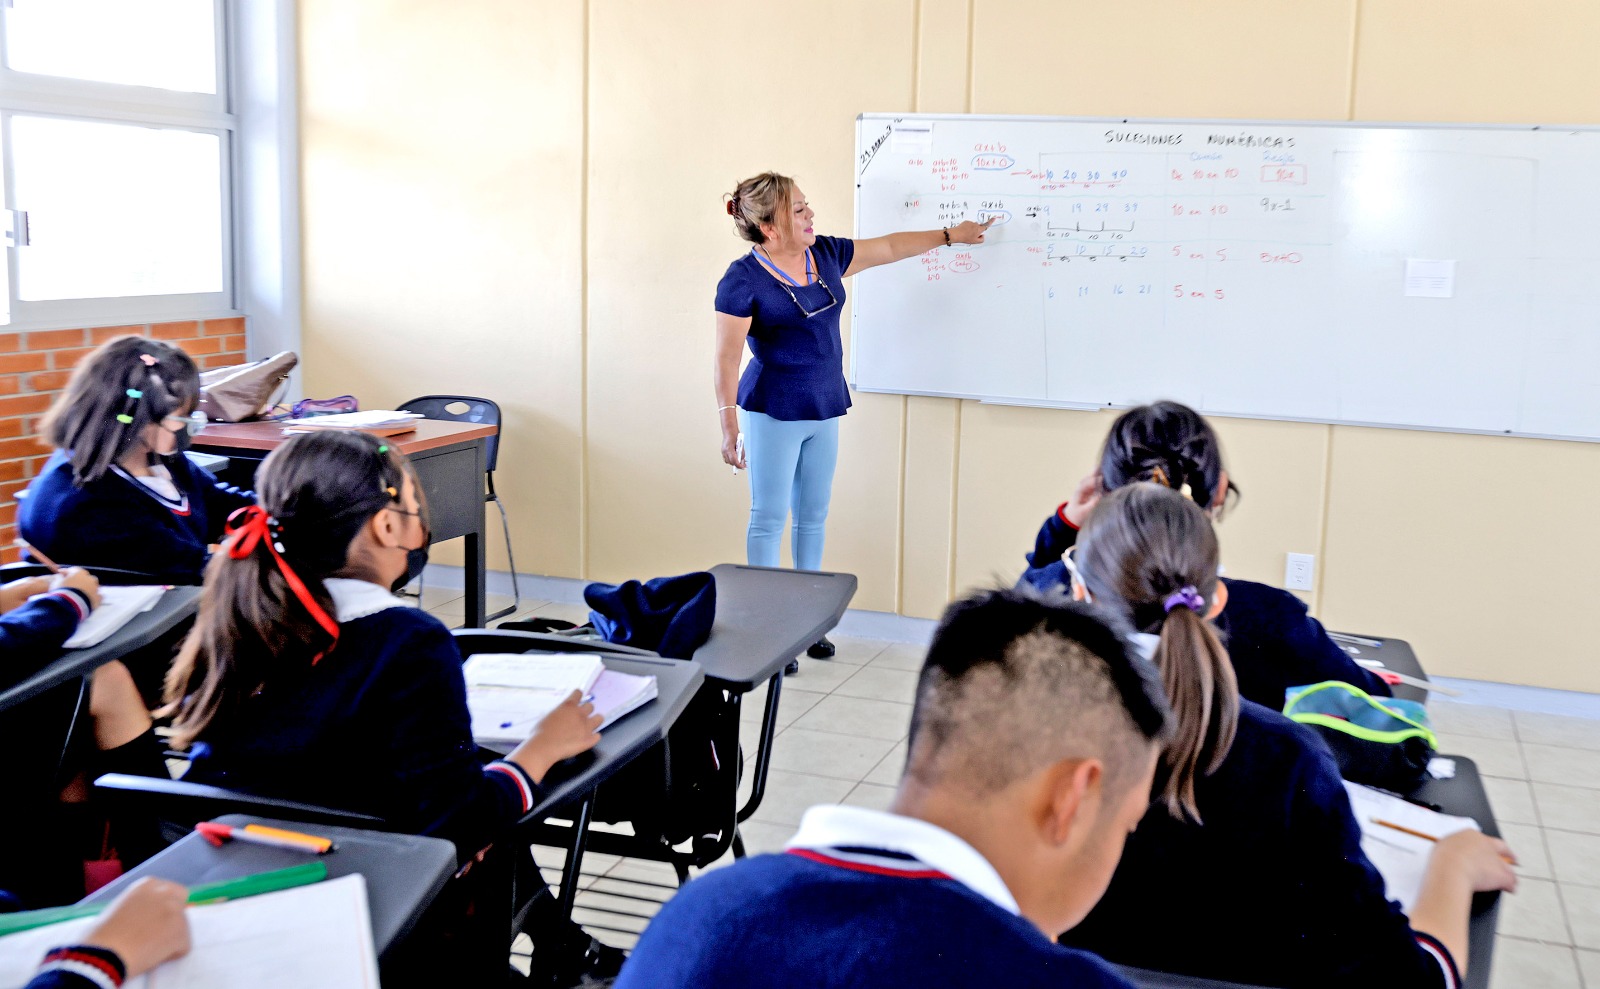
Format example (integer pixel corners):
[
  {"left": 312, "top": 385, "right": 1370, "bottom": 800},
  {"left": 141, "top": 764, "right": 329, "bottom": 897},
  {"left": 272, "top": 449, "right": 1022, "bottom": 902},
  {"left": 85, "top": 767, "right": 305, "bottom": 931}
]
[{"left": 714, "top": 171, "right": 993, "bottom": 657}]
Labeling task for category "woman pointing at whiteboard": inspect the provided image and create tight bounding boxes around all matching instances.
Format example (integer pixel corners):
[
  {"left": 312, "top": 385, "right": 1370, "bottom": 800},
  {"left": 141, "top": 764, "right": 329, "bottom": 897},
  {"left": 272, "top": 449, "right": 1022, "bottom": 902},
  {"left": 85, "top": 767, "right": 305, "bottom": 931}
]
[{"left": 715, "top": 171, "right": 993, "bottom": 657}]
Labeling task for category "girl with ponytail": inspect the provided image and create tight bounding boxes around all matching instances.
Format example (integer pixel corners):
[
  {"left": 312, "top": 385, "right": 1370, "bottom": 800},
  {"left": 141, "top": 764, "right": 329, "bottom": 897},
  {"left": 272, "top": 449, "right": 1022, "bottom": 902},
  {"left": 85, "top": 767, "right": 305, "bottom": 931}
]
[
  {"left": 1019, "top": 399, "right": 1390, "bottom": 711},
  {"left": 1059, "top": 484, "right": 1516, "bottom": 988},
  {"left": 164, "top": 430, "right": 601, "bottom": 858}
]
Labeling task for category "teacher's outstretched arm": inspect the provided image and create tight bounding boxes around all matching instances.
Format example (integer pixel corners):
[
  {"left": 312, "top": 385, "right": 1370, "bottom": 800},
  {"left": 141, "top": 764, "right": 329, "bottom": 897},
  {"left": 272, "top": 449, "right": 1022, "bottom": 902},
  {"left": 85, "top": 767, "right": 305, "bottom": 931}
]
[
  {"left": 715, "top": 312, "right": 752, "bottom": 469},
  {"left": 844, "top": 217, "right": 996, "bottom": 277}
]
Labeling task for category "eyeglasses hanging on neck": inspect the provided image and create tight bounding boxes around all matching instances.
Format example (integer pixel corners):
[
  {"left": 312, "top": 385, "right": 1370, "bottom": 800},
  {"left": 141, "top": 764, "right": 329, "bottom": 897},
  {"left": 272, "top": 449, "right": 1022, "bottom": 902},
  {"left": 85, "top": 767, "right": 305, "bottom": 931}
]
[{"left": 753, "top": 247, "right": 840, "bottom": 319}]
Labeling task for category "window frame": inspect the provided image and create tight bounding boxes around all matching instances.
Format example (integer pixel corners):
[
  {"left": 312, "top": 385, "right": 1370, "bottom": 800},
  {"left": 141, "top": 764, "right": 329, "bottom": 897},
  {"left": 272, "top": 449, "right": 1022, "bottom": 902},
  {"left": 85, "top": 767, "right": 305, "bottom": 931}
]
[{"left": 0, "top": 0, "right": 241, "bottom": 330}]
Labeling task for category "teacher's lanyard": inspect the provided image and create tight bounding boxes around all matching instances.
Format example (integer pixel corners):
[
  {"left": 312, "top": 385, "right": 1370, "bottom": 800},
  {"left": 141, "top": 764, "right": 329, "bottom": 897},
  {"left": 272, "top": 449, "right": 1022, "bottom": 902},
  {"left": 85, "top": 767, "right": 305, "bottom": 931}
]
[{"left": 752, "top": 247, "right": 816, "bottom": 287}]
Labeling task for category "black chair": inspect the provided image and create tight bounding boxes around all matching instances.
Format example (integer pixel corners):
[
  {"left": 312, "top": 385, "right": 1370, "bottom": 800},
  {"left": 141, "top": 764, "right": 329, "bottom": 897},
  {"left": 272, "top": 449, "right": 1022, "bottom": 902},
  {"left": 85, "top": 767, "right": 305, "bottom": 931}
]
[{"left": 398, "top": 395, "right": 519, "bottom": 623}]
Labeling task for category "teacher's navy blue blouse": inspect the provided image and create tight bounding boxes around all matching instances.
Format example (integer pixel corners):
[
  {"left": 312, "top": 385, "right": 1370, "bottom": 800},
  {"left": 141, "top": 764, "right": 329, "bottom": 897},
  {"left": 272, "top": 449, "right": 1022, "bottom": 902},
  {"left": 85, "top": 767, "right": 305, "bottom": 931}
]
[{"left": 715, "top": 235, "right": 855, "bottom": 422}]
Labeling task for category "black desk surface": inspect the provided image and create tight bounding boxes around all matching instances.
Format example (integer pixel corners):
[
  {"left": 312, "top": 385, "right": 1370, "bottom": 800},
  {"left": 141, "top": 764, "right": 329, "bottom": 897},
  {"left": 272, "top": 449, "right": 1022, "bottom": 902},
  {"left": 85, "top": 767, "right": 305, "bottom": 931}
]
[
  {"left": 448, "top": 634, "right": 706, "bottom": 823},
  {"left": 1117, "top": 755, "right": 1499, "bottom": 989},
  {"left": 0, "top": 586, "right": 201, "bottom": 712},
  {"left": 1327, "top": 630, "right": 1429, "bottom": 705},
  {"left": 85, "top": 815, "right": 456, "bottom": 961},
  {"left": 694, "top": 564, "right": 858, "bottom": 689}
]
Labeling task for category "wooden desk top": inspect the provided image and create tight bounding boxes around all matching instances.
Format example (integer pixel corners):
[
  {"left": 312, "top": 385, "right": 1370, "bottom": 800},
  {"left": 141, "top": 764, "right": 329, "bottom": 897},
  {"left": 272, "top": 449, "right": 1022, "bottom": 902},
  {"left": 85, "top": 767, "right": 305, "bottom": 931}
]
[{"left": 194, "top": 419, "right": 497, "bottom": 455}]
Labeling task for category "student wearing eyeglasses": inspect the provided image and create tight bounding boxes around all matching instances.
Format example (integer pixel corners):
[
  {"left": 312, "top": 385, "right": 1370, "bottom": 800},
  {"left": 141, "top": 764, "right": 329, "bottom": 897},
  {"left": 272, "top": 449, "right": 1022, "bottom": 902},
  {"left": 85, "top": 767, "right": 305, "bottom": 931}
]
[
  {"left": 715, "top": 172, "right": 992, "bottom": 656},
  {"left": 19, "top": 337, "right": 252, "bottom": 585}
]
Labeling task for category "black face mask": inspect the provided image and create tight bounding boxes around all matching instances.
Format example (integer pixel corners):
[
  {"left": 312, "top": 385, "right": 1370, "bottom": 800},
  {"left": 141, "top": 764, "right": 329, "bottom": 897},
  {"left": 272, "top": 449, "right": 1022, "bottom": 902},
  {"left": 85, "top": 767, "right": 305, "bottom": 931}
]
[
  {"left": 169, "top": 427, "right": 193, "bottom": 455},
  {"left": 391, "top": 523, "right": 433, "bottom": 593}
]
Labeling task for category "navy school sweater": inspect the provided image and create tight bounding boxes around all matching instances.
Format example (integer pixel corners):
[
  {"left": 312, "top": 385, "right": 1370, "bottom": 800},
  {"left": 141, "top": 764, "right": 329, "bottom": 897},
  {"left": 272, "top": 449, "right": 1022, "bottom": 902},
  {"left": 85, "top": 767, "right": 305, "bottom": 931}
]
[
  {"left": 615, "top": 849, "right": 1134, "bottom": 989},
  {"left": 1060, "top": 701, "right": 1460, "bottom": 989},
  {"left": 1019, "top": 507, "right": 1392, "bottom": 711},
  {"left": 0, "top": 591, "right": 88, "bottom": 689},
  {"left": 19, "top": 450, "right": 255, "bottom": 585},
  {"left": 181, "top": 598, "right": 540, "bottom": 862}
]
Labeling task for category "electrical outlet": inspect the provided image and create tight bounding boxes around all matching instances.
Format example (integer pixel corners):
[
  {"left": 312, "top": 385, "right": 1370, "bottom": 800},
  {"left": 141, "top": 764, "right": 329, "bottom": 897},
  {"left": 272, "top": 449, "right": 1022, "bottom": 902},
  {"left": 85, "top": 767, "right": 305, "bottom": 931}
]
[{"left": 1285, "top": 553, "right": 1315, "bottom": 591}]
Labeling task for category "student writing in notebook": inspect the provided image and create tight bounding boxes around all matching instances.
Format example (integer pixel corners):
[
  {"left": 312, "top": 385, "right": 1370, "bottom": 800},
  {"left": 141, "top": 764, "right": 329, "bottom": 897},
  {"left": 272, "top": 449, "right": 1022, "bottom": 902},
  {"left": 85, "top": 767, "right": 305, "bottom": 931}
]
[
  {"left": 1057, "top": 484, "right": 1514, "bottom": 988},
  {"left": 617, "top": 588, "right": 1171, "bottom": 989},
  {"left": 1019, "top": 400, "right": 1390, "bottom": 711},
  {"left": 22, "top": 877, "right": 191, "bottom": 989},
  {"left": 0, "top": 569, "right": 166, "bottom": 907},
  {"left": 20, "top": 337, "right": 253, "bottom": 585},
  {"left": 160, "top": 430, "right": 616, "bottom": 981}
]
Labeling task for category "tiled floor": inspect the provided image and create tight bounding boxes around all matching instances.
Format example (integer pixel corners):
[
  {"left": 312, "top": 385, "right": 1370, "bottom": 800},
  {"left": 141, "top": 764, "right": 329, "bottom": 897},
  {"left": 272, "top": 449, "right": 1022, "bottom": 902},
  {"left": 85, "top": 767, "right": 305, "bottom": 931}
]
[{"left": 429, "top": 593, "right": 1600, "bottom": 986}]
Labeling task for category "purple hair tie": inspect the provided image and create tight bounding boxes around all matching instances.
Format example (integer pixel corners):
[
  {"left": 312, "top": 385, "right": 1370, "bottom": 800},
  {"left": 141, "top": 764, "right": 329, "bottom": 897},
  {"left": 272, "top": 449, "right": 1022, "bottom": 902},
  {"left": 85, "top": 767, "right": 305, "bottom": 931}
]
[{"left": 1163, "top": 586, "right": 1205, "bottom": 614}]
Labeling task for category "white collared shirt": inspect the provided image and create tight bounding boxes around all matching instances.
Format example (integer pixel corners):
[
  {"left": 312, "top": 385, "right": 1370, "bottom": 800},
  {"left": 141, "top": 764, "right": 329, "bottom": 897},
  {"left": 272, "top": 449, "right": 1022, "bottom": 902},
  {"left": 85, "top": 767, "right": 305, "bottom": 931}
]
[
  {"left": 323, "top": 578, "right": 408, "bottom": 623},
  {"left": 786, "top": 804, "right": 1021, "bottom": 915},
  {"left": 1127, "top": 631, "right": 1159, "bottom": 661}
]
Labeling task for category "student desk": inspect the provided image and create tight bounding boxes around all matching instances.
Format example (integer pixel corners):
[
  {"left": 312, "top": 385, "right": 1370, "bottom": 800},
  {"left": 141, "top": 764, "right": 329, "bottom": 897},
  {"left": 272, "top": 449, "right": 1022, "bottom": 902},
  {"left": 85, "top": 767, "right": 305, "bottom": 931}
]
[
  {"left": 450, "top": 634, "right": 706, "bottom": 922},
  {"left": 1328, "top": 630, "right": 1430, "bottom": 705},
  {"left": 0, "top": 586, "right": 201, "bottom": 712},
  {"left": 84, "top": 815, "right": 456, "bottom": 962},
  {"left": 192, "top": 420, "right": 497, "bottom": 627},
  {"left": 696, "top": 563, "right": 858, "bottom": 836},
  {"left": 1116, "top": 756, "right": 1501, "bottom": 989}
]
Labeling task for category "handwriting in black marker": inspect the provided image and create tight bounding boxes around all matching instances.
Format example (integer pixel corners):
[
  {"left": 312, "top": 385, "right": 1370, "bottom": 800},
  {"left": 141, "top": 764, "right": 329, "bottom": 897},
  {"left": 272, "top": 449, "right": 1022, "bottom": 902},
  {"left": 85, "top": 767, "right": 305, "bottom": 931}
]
[{"left": 858, "top": 122, "right": 895, "bottom": 176}]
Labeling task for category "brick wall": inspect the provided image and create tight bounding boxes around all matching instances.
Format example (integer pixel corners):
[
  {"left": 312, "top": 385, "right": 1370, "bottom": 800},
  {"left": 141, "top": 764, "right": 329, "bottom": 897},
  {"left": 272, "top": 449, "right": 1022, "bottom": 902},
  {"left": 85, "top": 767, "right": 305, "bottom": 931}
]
[{"left": 0, "top": 317, "right": 247, "bottom": 563}]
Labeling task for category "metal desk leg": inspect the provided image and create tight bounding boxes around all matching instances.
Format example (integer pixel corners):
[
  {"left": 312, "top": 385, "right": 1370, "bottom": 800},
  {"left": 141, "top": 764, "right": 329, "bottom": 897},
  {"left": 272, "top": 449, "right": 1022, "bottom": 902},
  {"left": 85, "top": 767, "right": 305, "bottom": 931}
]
[
  {"left": 556, "top": 796, "right": 595, "bottom": 922},
  {"left": 463, "top": 529, "right": 487, "bottom": 628},
  {"left": 735, "top": 671, "right": 786, "bottom": 824}
]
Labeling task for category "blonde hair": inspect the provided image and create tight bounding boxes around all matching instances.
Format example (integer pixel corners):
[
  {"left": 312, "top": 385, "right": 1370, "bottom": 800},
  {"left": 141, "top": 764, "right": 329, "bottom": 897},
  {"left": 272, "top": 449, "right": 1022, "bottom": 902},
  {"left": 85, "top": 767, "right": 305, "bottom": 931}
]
[{"left": 724, "top": 172, "right": 796, "bottom": 245}]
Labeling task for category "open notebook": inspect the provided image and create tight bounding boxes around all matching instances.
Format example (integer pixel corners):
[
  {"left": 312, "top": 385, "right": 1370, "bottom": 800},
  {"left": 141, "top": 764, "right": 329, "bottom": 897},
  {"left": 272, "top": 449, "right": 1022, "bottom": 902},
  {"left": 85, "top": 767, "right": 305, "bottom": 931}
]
[
  {"left": 0, "top": 875, "right": 378, "bottom": 989},
  {"left": 1343, "top": 780, "right": 1481, "bottom": 914},
  {"left": 464, "top": 653, "right": 658, "bottom": 746},
  {"left": 62, "top": 586, "right": 167, "bottom": 649}
]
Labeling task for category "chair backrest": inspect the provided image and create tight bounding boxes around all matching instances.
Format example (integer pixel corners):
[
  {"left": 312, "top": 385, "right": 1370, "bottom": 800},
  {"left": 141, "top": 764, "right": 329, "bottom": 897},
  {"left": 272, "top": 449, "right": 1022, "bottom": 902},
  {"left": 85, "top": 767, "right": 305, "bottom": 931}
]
[
  {"left": 398, "top": 395, "right": 503, "bottom": 473},
  {"left": 94, "top": 774, "right": 391, "bottom": 830}
]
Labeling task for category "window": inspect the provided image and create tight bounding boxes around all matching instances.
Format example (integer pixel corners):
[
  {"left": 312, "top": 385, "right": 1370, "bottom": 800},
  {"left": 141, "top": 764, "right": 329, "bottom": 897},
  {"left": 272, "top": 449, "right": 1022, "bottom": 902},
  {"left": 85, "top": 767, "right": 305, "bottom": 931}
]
[{"left": 0, "top": 0, "right": 234, "bottom": 328}]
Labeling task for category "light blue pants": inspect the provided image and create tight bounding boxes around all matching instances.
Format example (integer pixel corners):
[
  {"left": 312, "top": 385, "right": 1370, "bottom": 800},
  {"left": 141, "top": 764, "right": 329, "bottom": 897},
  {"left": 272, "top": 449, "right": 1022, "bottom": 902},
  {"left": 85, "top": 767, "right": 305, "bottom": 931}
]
[{"left": 741, "top": 411, "right": 840, "bottom": 570}]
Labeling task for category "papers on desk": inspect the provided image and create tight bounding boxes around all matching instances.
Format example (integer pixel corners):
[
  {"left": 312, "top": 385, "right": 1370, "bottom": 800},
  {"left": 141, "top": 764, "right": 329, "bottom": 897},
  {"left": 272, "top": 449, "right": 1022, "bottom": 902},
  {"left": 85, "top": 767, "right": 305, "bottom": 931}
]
[
  {"left": 1343, "top": 780, "right": 1480, "bottom": 914},
  {"left": 464, "top": 653, "right": 657, "bottom": 745},
  {"left": 62, "top": 585, "right": 166, "bottom": 649},
  {"left": 0, "top": 874, "right": 379, "bottom": 989},
  {"left": 281, "top": 410, "right": 423, "bottom": 436}
]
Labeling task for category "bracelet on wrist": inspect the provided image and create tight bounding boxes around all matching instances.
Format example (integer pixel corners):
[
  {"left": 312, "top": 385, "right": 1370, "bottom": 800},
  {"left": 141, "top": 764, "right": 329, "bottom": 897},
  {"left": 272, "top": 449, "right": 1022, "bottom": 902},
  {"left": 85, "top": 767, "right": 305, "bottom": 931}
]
[
  {"left": 718, "top": 405, "right": 737, "bottom": 414},
  {"left": 942, "top": 228, "right": 951, "bottom": 246}
]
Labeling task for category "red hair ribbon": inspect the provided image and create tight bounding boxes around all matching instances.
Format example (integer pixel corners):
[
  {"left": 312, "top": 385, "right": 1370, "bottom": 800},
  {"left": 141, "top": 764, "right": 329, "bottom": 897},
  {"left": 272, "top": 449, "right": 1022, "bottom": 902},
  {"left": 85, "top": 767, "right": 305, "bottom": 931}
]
[{"left": 224, "top": 505, "right": 341, "bottom": 662}]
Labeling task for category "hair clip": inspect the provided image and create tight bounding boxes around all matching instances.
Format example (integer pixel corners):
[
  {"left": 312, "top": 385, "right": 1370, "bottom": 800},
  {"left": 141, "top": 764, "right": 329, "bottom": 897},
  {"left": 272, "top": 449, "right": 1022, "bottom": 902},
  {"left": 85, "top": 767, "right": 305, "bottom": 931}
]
[
  {"left": 138, "top": 354, "right": 158, "bottom": 366},
  {"left": 115, "top": 413, "right": 135, "bottom": 424},
  {"left": 726, "top": 198, "right": 739, "bottom": 216},
  {"left": 386, "top": 486, "right": 398, "bottom": 497},
  {"left": 1148, "top": 465, "right": 1170, "bottom": 488},
  {"left": 125, "top": 388, "right": 143, "bottom": 399},
  {"left": 377, "top": 445, "right": 388, "bottom": 454}
]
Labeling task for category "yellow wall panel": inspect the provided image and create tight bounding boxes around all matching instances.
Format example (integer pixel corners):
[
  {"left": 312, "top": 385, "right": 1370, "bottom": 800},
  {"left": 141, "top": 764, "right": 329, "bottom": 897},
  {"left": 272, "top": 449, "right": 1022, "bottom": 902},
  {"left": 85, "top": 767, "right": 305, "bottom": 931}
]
[
  {"left": 1355, "top": 0, "right": 1600, "bottom": 123},
  {"left": 299, "top": 0, "right": 586, "bottom": 576},
  {"left": 1321, "top": 427, "right": 1600, "bottom": 692},
  {"left": 972, "top": 1, "right": 1357, "bottom": 119}
]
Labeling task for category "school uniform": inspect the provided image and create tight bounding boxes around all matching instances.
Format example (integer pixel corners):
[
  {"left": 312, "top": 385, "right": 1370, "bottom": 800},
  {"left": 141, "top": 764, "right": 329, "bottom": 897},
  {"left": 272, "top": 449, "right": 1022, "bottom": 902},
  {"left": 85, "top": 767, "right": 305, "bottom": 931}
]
[
  {"left": 19, "top": 451, "right": 254, "bottom": 584},
  {"left": 1060, "top": 690, "right": 1461, "bottom": 988},
  {"left": 181, "top": 580, "right": 541, "bottom": 861},
  {"left": 23, "top": 945, "right": 128, "bottom": 989},
  {"left": 0, "top": 590, "right": 90, "bottom": 678},
  {"left": 1019, "top": 504, "right": 1392, "bottom": 710},
  {"left": 615, "top": 804, "right": 1135, "bottom": 989}
]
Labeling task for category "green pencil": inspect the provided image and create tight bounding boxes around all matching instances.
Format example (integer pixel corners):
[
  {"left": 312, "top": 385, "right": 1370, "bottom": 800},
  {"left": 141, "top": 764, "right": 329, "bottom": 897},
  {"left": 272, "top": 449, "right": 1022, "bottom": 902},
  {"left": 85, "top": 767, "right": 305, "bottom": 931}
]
[{"left": 0, "top": 861, "right": 328, "bottom": 938}]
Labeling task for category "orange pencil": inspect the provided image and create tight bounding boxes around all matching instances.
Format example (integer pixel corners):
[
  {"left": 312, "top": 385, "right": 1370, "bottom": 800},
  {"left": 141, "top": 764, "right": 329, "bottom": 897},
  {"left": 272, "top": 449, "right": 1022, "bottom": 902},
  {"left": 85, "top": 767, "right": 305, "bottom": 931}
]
[
  {"left": 1371, "top": 817, "right": 1515, "bottom": 863},
  {"left": 12, "top": 539, "right": 61, "bottom": 574}
]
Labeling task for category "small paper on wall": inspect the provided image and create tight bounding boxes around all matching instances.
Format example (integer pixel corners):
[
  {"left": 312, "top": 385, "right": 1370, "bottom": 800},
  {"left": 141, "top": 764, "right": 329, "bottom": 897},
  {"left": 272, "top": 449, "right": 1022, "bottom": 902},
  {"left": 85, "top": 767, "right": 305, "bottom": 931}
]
[{"left": 1405, "top": 259, "right": 1456, "bottom": 298}]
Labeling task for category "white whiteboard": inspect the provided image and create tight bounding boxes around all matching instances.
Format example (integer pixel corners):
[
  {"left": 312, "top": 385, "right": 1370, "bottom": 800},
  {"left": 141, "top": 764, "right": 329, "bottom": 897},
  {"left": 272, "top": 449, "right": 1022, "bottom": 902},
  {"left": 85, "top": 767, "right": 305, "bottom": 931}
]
[{"left": 851, "top": 114, "right": 1600, "bottom": 441}]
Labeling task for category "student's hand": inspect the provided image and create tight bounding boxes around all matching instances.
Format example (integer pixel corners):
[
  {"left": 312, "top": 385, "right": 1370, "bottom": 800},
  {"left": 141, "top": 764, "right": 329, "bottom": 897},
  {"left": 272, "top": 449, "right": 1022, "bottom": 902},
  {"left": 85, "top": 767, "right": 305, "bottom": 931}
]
[
  {"left": 51, "top": 567, "right": 102, "bottom": 612},
  {"left": 1432, "top": 830, "right": 1518, "bottom": 893},
  {"left": 721, "top": 427, "right": 747, "bottom": 470},
  {"left": 510, "top": 691, "right": 602, "bottom": 781},
  {"left": 0, "top": 576, "right": 52, "bottom": 611},
  {"left": 81, "top": 878, "right": 191, "bottom": 978},
  {"left": 949, "top": 216, "right": 998, "bottom": 245},
  {"left": 1062, "top": 472, "right": 1103, "bottom": 528}
]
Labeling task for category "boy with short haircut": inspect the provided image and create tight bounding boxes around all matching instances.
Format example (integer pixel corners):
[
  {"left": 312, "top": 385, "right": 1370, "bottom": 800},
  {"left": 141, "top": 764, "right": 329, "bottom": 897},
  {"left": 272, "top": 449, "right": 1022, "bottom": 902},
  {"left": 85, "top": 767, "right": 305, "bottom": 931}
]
[{"left": 615, "top": 587, "right": 1172, "bottom": 988}]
